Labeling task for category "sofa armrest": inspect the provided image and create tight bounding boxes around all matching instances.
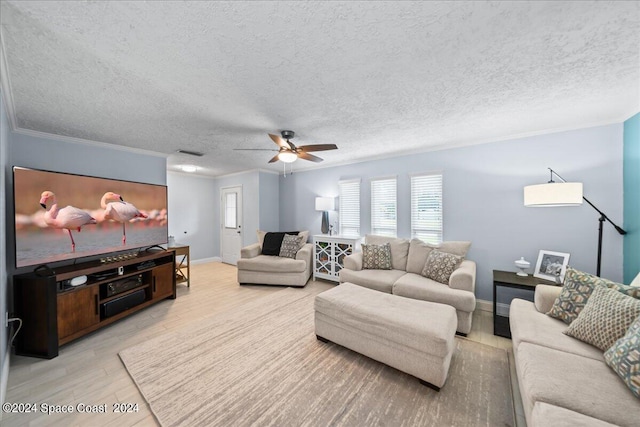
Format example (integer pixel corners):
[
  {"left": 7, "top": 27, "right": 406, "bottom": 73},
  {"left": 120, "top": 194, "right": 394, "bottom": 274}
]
[
  {"left": 241, "top": 243, "right": 261, "bottom": 259},
  {"left": 343, "top": 252, "right": 363, "bottom": 271},
  {"left": 534, "top": 284, "right": 562, "bottom": 313},
  {"left": 295, "top": 243, "right": 313, "bottom": 263},
  {"left": 448, "top": 260, "right": 476, "bottom": 292}
]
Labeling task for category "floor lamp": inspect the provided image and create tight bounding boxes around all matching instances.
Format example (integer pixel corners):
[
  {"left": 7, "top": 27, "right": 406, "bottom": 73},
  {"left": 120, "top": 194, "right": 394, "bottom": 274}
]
[{"left": 524, "top": 168, "right": 626, "bottom": 277}]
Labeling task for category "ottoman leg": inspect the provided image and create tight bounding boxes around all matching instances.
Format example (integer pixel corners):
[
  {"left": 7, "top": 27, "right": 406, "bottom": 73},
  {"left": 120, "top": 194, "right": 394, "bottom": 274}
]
[
  {"left": 419, "top": 379, "right": 441, "bottom": 392},
  {"left": 316, "top": 335, "right": 330, "bottom": 343}
]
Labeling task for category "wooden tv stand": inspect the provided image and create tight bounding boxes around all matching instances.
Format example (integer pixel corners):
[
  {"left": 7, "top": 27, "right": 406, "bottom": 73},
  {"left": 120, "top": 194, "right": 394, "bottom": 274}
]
[{"left": 13, "top": 249, "right": 176, "bottom": 359}]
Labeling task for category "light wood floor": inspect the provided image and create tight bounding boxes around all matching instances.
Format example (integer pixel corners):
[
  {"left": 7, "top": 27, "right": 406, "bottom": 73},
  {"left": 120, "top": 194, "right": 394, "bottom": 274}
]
[{"left": 3, "top": 262, "right": 524, "bottom": 427}]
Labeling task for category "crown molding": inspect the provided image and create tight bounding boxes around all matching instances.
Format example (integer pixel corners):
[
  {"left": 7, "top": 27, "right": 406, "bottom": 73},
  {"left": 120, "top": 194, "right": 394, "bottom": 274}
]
[
  {"left": 0, "top": 26, "right": 18, "bottom": 130},
  {"left": 13, "top": 128, "right": 168, "bottom": 158},
  {"left": 277, "top": 118, "right": 628, "bottom": 177},
  {"left": 214, "top": 168, "right": 279, "bottom": 179}
]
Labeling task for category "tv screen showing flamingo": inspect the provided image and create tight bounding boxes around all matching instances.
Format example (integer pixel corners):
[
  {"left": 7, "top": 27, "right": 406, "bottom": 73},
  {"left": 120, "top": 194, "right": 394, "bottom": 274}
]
[{"left": 14, "top": 167, "right": 168, "bottom": 268}]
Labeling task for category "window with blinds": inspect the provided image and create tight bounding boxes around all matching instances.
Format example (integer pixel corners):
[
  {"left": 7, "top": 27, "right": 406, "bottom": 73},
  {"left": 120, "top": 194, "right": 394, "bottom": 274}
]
[
  {"left": 339, "top": 179, "right": 360, "bottom": 236},
  {"left": 411, "top": 173, "right": 443, "bottom": 244},
  {"left": 371, "top": 177, "right": 397, "bottom": 237}
]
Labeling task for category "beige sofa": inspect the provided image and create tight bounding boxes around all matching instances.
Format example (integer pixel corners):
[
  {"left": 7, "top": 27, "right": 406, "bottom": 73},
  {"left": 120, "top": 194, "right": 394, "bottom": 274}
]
[
  {"left": 237, "top": 231, "right": 313, "bottom": 287},
  {"left": 339, "top": 235, "right": 476, "bottom": 334},
  {"left": 510, "top": 285, "right": 640, "bottom": 427}
]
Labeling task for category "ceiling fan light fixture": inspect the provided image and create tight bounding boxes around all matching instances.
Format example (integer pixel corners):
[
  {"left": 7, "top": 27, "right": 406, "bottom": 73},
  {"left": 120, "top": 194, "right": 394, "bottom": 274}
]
[{"left": 278, "top": 151, "right": 298, "bottom": 163}]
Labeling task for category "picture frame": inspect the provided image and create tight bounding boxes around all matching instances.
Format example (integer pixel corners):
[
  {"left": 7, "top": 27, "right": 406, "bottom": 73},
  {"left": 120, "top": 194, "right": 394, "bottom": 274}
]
[{"left": 534, "top": 250, "right": 570, "bottom": 283}]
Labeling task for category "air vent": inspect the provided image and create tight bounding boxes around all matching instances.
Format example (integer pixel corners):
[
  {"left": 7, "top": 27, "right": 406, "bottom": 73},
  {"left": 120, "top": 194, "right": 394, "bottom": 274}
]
[{"left": 177, "top": 149, "right": 205, "bottom": 157}]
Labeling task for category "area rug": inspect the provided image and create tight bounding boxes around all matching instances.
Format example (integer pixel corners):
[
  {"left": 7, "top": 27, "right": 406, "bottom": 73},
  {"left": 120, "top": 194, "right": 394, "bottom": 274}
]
[{"left": 120, "top": 288, "right": 515, "bottom": 426}]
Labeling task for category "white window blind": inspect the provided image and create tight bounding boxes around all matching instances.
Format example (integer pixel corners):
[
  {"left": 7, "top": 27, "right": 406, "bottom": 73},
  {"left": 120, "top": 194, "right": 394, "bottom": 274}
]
[
  {"left": 339, "top": 179, "right": 360, "bottom": 236},
  {"left": 371, "top": 177, "right": 397, "bottom": 237},
  {"left": 411, "top": 173, "right": 443, "bottom": 244}
]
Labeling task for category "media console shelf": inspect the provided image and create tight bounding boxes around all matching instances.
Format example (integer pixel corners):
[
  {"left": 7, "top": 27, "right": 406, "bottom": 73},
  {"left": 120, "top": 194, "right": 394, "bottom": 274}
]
[{"left": 13, "top": 249, "right": 176, "bottom": 359}]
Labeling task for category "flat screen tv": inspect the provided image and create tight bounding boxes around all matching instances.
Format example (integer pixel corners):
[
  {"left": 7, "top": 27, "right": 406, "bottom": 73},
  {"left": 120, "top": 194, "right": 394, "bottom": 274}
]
[{"left": 13, "top": 166, "right": 168, "bottom": 269}]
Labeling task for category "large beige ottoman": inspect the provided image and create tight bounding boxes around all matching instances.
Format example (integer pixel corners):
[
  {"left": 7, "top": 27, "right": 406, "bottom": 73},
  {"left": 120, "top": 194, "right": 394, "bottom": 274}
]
[{"left": 314, "top": 282, "right": 457, "bottom": 390}]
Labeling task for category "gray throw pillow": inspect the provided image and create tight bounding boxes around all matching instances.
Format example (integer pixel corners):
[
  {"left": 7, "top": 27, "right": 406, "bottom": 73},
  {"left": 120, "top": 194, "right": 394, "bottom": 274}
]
[
  {"left": 362, "top": 243, "right": 392, "bottom": 270},
  {"left": 421, "top": 250, "right": 463, "bottom": 284},
  {"left": 279, "top": 234, "right": 304, "bottom": 259},
  {"left": 547, "top": 267, "right": 640, "bottom": 324},
  {"left": 604, "top": 315, "right": 640, "bottom": 399},
  {"left": 564, "top": 286, "right": 640, "bottom": 351}
]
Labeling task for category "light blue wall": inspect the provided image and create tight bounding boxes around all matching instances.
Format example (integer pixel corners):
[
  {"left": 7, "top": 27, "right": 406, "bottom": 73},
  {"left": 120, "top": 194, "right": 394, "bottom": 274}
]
[
  {"left": 167, "top": 172, "right": 216, "bottom": 260},
  {"left": 9, "top": 133, "right": 166, "bottom": 185},
  {"left": 1, "top": 91, "right": 9, "bottom": 404},
  {"left": 280, "top": 124, "right": 624, "bottom": 301},
  {"left": 259, "top": 171, "right": 280, "bottom": 232},
  {"left": 166, "top": 170, "right": 279, "bottom": 262},
  {"left": 624, "top": 112, "right": 640, "bottom": 283}
]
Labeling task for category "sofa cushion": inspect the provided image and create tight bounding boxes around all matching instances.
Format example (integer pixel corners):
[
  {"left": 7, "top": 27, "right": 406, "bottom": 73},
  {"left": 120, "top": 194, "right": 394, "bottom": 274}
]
[
  {"left": 236, "top": 254, "right": 307, "bottom": 273},
  {"left": 421, "top": 250, "right": 463, "bottom": 284},
  {"left": 362, "top": 243, "right": 392, "bottom": 270},
  {"left": 547, "top": 267, "right": 638, "bottom": 324},
  {"left": 434, "top": 241, "right": 471, "bottom": 257},
  {"left": 565, "top": 286, "right": 640, "bottom": 351},
  {"left": 516, "top": 342, "right": 640, "bottom": 427},
  {"left": 531, "top": 402, "right": 619, "bottom": 427},
  {"left": 365, "top": 235, "right": 409, "bottom": 271},
  {"left": 509, "top": 298, "right": 604, "bottom": 361},
  {"left": 406, "top": 239, "right": 470, "bottom": 275},
  {"left": 338, "top": 268, "right": 406, "bottom": 294},
  {"left": 406, "top": 239, "right": 434, "bottom": 274},
  {"left": 279, "top": 234, "right": 305, "bottom": 259},
  {"left": 392, "top": 273, "right": 476, "bottom": 313},
  {"left": 604, "top": 314, "right": 640, "bottom": 399}
]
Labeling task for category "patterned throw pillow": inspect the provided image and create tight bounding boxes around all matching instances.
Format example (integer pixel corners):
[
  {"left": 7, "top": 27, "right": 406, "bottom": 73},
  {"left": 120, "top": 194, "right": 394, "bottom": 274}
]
[
  {"left": 564, "top": 286, "right": 640, "bottom": 351},
  {"left": 547, "top": 267, "right": 638, "bottom": 324},
  {"left": 421, "top": 249, "right": 463, "bottom": 285},
  {"left": 604, "top": 315, "right": 640, "bottom": 399},
  {"left": 279, "top": 234, "right": 304, "bottom": 259},
  {"left": 362, "top": 243, "right": 392, "bottom": 270}
]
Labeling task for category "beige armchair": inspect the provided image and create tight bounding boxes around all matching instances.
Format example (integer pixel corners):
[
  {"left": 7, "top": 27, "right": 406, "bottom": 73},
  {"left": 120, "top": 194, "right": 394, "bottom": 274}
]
[{"left": 237, "top": 242, "right": 313, "bottom": 287}]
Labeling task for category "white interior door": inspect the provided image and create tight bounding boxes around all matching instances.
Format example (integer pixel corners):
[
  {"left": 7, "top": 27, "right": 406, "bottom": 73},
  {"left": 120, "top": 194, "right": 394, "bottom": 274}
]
[{"left": 221, "top": 186, "right": 243, "bottom": 265}]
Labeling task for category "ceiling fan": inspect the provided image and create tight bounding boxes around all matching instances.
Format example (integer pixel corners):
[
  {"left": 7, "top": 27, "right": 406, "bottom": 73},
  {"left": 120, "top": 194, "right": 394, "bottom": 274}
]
[{"left": 234, "top": 130, "right": 338, "bottom": 163}]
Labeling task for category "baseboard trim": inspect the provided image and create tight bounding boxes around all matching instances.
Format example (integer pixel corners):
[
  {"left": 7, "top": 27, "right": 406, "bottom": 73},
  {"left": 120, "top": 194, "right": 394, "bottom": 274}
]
[
  {"left": 476, "top": 299, "right": 493, "bottom": 312},
  {"left": 191, "top": 257, "right": 221, "bottom": 265},
  {"left": 476, "top": 299, "right": 511, "bottom": 316}
]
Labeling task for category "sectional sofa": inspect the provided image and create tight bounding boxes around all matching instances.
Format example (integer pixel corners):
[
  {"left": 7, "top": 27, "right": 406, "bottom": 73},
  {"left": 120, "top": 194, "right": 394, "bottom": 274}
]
[{"left": 510, "top": 284, "right": 640, "bottom": 426}]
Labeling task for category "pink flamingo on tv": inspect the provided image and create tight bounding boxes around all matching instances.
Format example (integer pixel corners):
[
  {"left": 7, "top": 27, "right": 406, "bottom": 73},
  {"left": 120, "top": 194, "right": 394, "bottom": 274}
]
[
  {"left": 39, "top": 191, "right": 97, "bottom": 251},
  {"left": 100, "top": 192, "right": 148, "bottom": 244}
]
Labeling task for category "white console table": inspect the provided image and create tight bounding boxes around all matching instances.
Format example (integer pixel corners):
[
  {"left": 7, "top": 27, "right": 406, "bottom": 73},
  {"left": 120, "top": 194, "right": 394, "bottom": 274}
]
[{"left": 313, "top": 235, "right": 361, "bottom": 282}]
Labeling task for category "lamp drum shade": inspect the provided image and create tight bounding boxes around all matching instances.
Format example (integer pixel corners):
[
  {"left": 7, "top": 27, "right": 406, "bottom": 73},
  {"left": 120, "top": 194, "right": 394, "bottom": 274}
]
[
  {"left": 523, "top": 182, "right": 583, "bottom": 207},
  {"left": 315, "top": 197, "right": 335, "bottom": 211}
]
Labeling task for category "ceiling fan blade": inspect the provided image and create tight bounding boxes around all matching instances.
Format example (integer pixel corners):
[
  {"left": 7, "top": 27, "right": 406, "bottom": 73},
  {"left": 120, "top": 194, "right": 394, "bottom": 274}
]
[
  {"left": 233, "top": 148, "right": 278, "bottom": 151},
  {"left": 297, "top": 152, "right": 324, "bottom": 163},
  {"left": 297, "top": 144, "right": 338, "bottom": 153},
  {"left": 269, "top": 133, "right": 288, "bottom": 148},
  {"left": 268, "top": 154, "right": 280, "bottom": 163}
]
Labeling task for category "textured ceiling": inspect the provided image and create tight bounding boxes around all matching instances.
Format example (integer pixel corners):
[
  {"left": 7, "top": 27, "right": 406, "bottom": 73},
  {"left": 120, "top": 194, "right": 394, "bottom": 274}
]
[{"left": 1, "top": 1, "right": 638, "bottom": 177}]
